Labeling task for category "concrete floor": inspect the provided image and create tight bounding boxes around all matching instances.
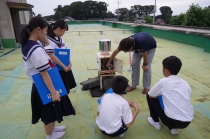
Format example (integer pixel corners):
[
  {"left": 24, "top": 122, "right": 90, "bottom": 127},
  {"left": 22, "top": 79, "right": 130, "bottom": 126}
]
[{"left": 0, "top": 24, "right": 210, "bottom": 139}]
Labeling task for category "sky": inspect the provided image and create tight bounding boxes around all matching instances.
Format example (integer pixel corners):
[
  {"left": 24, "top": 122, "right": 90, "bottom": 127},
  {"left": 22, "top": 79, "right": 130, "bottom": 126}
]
[{"left": 27, "top": 0, "right": 209, "bottom": 16}]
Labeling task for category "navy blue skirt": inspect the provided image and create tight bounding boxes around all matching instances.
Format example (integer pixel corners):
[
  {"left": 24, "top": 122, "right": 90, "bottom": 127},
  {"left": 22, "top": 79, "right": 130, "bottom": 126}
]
[
  {"left": 59, "top": 69, "right": 77, "bottom": 94},
  {"left": 31, "top": 84, "right": 76, "bottom": 125}
]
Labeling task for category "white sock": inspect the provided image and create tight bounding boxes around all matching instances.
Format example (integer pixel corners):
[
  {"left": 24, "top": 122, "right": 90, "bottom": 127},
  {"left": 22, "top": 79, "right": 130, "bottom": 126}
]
[
  {"left": 147, "top": 117, "right": 161, "bottom": 130},
  {"left": 119, "top": 133, "right": 125, "bottom": 137},
  {"left": 171, "top": 129, "right": 182, "bottom": 135}
]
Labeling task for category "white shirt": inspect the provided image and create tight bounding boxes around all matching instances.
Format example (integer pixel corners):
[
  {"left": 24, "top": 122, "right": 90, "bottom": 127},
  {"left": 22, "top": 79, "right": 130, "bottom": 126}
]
[
  {"left": 45, "top": 37, "right": 67, "bottom": 54},
  {"left": 148, "top": 75, "right": 194, "bottom": 122},
  {"left": 96, "top": 93, "right": 133, "bottom": 134},
  {"left": 24, "top": 47, "right": 51, "bottom": 81}
]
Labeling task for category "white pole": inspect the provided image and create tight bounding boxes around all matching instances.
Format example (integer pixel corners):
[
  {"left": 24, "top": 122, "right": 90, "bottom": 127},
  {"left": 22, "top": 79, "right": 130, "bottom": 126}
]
[
  {"left": 117, "top": 0, "right": 121, "bottom": 21},
  {"left": 153, "top": 0, "right": 156, "bottom": 23}
]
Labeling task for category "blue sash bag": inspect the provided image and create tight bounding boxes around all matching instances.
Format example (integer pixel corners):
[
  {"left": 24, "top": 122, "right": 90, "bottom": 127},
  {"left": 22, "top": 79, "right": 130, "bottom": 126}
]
[
  {"left": 158, "top": 95, "right": 165, "bottom": 110},
  {"left": 97, "top": 88, "right": 113, "bottom": 104},
  {"left": 32, "top": 68, "right": 67, "bottom": 105}
]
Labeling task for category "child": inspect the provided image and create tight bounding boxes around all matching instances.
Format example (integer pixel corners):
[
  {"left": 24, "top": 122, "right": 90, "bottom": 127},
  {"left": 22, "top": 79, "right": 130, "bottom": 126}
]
[
  {"left": 20, "top": 17, "right": 76, "bottom": 139},
  {"left": 147, "top": 56, "right": 194, "bottom": 135},
  {"left": 45, "top": 20, "right": 76, "bottom": 94},
  {"left": 96, "top": 76, "right": 139, "bottom": 137}
]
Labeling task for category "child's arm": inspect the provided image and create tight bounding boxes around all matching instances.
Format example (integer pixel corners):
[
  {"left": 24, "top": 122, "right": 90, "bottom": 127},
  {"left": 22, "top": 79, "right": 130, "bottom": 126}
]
[
  {"left": 68, "top": 60, "right": 72, "bottom": 70},
  {"left": 123, "top": 97, "right": 132, "bottom": 107},
  {"left": 43, "top": 37, "right": 50, "bottom": 46},
  {"left": 40, "top": 70, "right": 60, "bottom": 102},
  {"left": 125, "top": 102, "right": 139, "bottom": 128},
  {"left": 148, "top": 79, "right": 163, "bottom": 98},
  {"left": 48, "top": 53, "right": 70, "bottom": 72}
]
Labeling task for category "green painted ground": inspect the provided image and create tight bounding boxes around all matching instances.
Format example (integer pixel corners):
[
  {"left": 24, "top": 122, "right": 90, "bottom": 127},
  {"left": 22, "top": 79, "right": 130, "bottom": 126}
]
[{"left": 0, "top": 24, "right": 210, "bottom": 139}]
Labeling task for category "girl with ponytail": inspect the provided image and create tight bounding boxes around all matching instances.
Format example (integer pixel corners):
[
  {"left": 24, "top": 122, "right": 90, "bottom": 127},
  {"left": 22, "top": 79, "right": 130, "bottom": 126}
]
[
  {"left": 45, "top": 20, "right": 76, "bottom": 94},
  {"left": 20, "top": 17, "right": 75, "bottom": 139}
]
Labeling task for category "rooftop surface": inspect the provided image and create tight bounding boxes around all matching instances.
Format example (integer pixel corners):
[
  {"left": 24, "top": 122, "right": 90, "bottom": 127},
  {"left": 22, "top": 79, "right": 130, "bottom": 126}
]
[{"left": 0, "top": 24, "right": 210, "bottom": 139}]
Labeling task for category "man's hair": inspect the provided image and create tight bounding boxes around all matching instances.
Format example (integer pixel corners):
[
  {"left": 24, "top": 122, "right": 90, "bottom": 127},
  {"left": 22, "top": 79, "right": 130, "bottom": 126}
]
[
  {"left": 112, "top": 76, "right": 128, "bottom": 94},
  {"left": 118, "top": 38, "right": 134, "bottom": 51},
  {"left": 162, "top": 56, "right": 182, "bottom": 75}
]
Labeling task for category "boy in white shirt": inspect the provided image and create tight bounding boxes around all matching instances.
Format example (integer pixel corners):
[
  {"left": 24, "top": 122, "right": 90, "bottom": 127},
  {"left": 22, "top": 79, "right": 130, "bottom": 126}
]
[
  {"left": 96, "top": 76, "right": 139, "bottom": 137},
  {"left": 147, "top": 56, "right": 194, "bottom": 135}
]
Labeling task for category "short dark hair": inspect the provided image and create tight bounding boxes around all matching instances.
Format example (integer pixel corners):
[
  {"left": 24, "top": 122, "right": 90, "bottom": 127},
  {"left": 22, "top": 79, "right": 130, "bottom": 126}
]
[
  {"left": 118, "top": 38, "right": 134, "bottom": 51},
  {"left": 112, "top": 76, "right": 128, "bottom": 94},
  {"left": 162, "top": 56, "right": 182, "bottom": 75}
]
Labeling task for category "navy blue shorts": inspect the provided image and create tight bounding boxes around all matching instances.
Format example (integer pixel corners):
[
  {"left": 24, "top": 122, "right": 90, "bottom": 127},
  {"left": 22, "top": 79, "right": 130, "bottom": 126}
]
[{"left": 99, "top": 121, "right": 128, "bottom": 137}]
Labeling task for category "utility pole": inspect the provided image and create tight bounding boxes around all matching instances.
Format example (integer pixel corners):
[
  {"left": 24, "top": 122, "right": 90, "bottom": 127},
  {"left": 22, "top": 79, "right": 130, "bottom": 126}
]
[
  {"left": 153, "top": 0, "right": 156, "bottom": 23},
  {"left": 117, "top": 0, "right": 121, "bottom": 21}
]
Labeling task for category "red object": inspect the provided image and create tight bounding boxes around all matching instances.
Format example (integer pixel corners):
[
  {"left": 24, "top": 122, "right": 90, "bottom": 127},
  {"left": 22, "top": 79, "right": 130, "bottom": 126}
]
[{"left": 49, "top": 59, "right": 55, "bottom": 68}]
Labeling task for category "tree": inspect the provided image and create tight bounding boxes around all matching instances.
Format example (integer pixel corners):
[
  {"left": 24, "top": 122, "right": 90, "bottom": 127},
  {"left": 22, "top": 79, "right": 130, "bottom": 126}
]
[
  {"left": 62, "top": 5, "right": 71, "bottom": 17},
  {"left": 159, "top": 6, "right": 173, "bottom": 23},
  {"left": 106, "top": 11, "right": 116, "bottom": 18},
  {"left": 98, "top": 2, "right": 108, "bottom": 18},
  {"left": 129, "top": 5, "right": 143, "bottom": 20},
  {"left": 115, "top": 8, "right": 129, "bottom": 21},
  {"left": 143, "top": 16, "right": 153, "bottom": 23},
  {"left": 53, "top": 5, "right": 62, "bottom": 13},
  {"left": 142, "top": 5, "right": 155, "bottom": 16},
  {"left": 37, "top": 14, "right": 42, "bottom": 17},
  {"left": 69, "top": 1, "right": 85, "bottom": 20},
  {"left": 83, "top": 1, "right": 108, "bottom": 19},
  {"left": 129, "top": 5, "right": 155, "bottom": 21},
  {"left": 183, "top": 4, "right": 210, "bottom": 27},
  {"left": 155, "top": 15, "right": 162, "bottom": 20},
  {"left": 43, "top": 15, "right": 54, "bottom": 21},
  {"left": 169, "top": 13, "right": 185, "bottom": 25},
  {"left": 54, "top": 5, "right": 63, "bottom": 20},
  {"left": 202, "top": 7, "right": 210, "bottom": 27}
]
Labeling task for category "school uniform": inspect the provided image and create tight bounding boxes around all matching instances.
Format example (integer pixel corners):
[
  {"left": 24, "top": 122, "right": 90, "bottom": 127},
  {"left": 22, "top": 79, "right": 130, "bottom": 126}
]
[
  {"left": 37, "top": 40, "right": 45, "bottom": 47},
  {"left": 118, "top": 32, "right": 156, "bottom": 89},
  {"left": 45, "top": 35, "right": 76, "bottom": 93},
  {"left": 22, "top": 40, "right": 76, "bottom": 125},
  {"left": 96, "top": 93, "right": 133, "bottom": 137},
  {"left": 147, "top": 75, "right": 194, "bottom": 129}
]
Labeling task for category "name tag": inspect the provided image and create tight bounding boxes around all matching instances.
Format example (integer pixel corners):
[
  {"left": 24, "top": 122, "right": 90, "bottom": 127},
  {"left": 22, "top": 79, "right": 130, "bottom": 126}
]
[
  {"left": 127, "top": 69, "right": 133, "bottom": 73},
  {"left": 59, "top": 51, "right": 67, "bottom": 55}
]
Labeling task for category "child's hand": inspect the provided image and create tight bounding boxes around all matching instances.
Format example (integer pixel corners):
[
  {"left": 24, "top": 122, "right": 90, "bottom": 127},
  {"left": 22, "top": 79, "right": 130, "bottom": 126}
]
[
  {"left": 68, "top": 62, "right": 72, "bottom": 70},
  {"left": 51, "top": 91, "right": 61, "bottom": 102},
  {"left": 130, "top": 102, "right": 139, "bottom": 111},
  {"left": 63, "top": 66, "right": 69, "bottom": 72}
]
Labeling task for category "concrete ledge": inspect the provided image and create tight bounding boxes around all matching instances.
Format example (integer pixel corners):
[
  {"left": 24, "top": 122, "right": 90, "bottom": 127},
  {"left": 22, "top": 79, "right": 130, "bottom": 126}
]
[
  {"left": 204, "top": 34, "right": 210, "bottom": 53},
  {"left": 204, "top": 34, "right": 210, "bottom": 39}
]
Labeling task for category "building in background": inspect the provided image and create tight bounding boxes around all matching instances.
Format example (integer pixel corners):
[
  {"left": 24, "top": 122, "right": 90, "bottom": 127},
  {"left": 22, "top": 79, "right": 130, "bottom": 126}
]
[{"left": 0, "top": 0, "right": 33, "bottom": 48}]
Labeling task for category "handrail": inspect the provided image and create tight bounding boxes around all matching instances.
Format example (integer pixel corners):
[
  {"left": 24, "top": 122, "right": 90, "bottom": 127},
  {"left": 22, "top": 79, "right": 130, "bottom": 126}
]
[{"left": 66, "top": 29, "right": 132, "bottom": 36}]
